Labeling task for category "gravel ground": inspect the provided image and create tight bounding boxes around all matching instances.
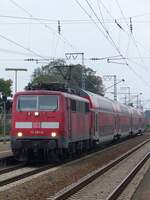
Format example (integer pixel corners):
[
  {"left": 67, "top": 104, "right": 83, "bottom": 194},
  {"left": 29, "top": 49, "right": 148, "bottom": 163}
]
[
  {"left": 0, "top": 134, "right": 150, "bottom": 200},
  {"left": 66, "top": 141, "right": 150, "bottom": 200}
]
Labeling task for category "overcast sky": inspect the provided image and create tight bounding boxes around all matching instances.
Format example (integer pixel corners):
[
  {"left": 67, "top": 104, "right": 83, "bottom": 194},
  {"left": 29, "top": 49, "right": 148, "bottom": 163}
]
[{"left": 1, "top": 0, "right": 150, "bottom": 108}]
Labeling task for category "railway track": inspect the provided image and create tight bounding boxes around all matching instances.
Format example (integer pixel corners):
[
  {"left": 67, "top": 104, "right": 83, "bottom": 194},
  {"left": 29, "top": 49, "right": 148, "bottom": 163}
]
[
  {"left": 0, "top": 163, "right": 56, "bottom": 187},
  {"left": 0, "top": 163, "right": 25, "bottom": 175},
  {"left": 0, "top": 135, "right": 148, "bottom": 192},
  {"left": 106, "top": 152, "right": 150, "bottom": 200},
  {"left": 48, "top": 137, "right": 150, "bottom": 200}
]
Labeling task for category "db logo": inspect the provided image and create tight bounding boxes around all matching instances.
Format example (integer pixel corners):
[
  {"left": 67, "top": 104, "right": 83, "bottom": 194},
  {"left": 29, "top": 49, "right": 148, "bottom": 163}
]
[{"left": 32, "top": 122, "right": 41, "bottom": 128}]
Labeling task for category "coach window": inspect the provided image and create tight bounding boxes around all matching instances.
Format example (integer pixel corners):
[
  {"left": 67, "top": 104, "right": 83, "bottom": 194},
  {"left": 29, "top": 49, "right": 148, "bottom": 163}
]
[{"left": 71, "top": 99, "right": 76, "bottom": 112}]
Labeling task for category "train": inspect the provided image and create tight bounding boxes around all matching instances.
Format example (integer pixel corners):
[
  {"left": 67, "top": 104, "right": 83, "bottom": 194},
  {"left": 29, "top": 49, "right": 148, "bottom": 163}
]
[{"left": 11, "top": 84, "right": 145, "bottom": 161}]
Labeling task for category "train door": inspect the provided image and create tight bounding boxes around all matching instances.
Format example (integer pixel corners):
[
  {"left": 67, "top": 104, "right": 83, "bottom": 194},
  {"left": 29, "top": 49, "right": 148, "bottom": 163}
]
[
  {"left": 94, "top": 112, "right": 99, "bottom": 140},
  {"left": 115, "top": 113, "right": 120, "bottom": 135},
  {"left": 67, "top": 98, "right": 72, "bottom": 140},
  {"left": 130, "top": 111, "right": 133, "bottom": 134}
]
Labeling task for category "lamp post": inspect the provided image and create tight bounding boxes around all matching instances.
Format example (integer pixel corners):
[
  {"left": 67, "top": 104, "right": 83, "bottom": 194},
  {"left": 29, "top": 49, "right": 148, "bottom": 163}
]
[{"left": 5, "top": 68, "right": 27, "bottom": 93}]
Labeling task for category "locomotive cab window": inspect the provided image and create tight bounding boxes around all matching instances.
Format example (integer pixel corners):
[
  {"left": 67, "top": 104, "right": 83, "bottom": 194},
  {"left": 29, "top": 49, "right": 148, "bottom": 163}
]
[
  {"left": 17, "top": 95, "right": 58, "bottom": 111},
  {"left": 85, "top": 103, "right": 89, "bottom": 113},
  {"left": 39, "top": 96, "right": 58, "bottom": 111},
  {"left": 18, "top": 96, "right": 37, "bottom": 111},
  {"left": 71, "top": 99, "right": 76, "bottom": 112}
]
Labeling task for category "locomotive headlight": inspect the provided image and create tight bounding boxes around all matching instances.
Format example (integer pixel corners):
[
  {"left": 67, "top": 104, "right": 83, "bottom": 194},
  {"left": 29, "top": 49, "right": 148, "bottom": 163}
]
[
  {"left": 34, "top": 111, "right": 39, "bottom": 116},
  {"left": 17, "top": 132, "right": 23, "bottom": 137},
  {"left": 51, "top": 132, "right": 57, "bottom": 137}
]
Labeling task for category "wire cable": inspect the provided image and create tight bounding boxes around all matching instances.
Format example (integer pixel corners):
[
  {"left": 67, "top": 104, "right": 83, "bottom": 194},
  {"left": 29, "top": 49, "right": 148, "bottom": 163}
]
[
  {"left": 9, "top": 0, "right": 78, "bottom": 52},
  {"left": 0, "top": 47, "right": 33, "bottom": 56},
  {"left": 84, "top": 0, "right": 124, "bottom": 58},
  {"left": 114, "top": 0, "right": 150, "bottom": 74},
  {"left": 0, "top": 33, "right": 46, "bottom": 59},
  {"left": 74, "top": 0, "right": 126, "bottom": 62}
]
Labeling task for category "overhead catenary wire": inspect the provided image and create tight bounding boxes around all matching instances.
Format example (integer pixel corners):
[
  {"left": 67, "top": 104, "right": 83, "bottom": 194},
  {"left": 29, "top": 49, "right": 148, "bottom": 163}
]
[
  {"left": 3, "top": 1, "right": 150, "bottom": 87},
  {"left": 97, "top": 0, "right": 106, "bottom": 28},
  {"left": 9, "top": 0, "right": 78, "bottom": 52},
  {"left": 85, "top": 0, "right": 150, "bottom": 90},
  {"left": 127, "top": 63, "right": 150, "bottom": 88},
  {"left": 114, "top": 0, "right": 150, "bottom": 74},
  {"left": 0, "top": 48, "right": 34, "bottom": 56},
  {"left": 74, "top": 0, "right": 107, "bottom": 38},
  {"left": 74, "top": 0, "right": 126, "bottom": 63},
  {"left": 0, "top": 33, "right": 47, "bottom": 59},
  {"left": 97, "top": 0, "right": 150, "bottom": 76},
  {"left": 84, "top": 0, "right": 125, "bottom": 59},
  {"left": 97, "top": 0, "right": 130, "bottom": 58},
  {"left": 95, "top": 0, "right": 150, "bottom": 88},
  {"left": 1, "top": 15, "right": 150, "bottom": 24}
]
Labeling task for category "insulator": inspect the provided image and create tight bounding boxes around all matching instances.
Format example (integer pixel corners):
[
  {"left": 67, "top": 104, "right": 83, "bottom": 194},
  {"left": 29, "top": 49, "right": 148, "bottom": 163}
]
[
  {"left": 58, "top": 20, "right": 61, "bottom": 34},
  {"left": 130, "top": 17, "right": 133, "bottom": 33}
]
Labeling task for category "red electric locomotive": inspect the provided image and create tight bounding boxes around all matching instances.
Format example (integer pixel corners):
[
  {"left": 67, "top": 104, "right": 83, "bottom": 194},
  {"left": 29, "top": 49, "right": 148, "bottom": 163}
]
[
  {"left": 11, "top": 84, "right": 144, "bottom": 161},
  {"left": 11, "top": 88, "right": 91, "bottom": 160}
]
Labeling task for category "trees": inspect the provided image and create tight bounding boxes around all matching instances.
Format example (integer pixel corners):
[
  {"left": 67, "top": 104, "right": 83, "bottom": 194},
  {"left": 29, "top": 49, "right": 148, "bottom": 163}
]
[
  {"left": 0, "top": 79, "right": 12, "bottom": 113},
  {"left": 0, "top": 79, "right": 12, "bottom": 97},
  {"left": 26, "top": 59, "right": 104, "bottom": 95}
]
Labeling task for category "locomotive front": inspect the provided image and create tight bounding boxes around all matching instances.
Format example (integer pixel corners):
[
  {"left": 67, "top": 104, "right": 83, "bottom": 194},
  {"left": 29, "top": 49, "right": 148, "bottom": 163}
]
[{"left": 11, "top": 91, "right": 64, "bottom": 161}]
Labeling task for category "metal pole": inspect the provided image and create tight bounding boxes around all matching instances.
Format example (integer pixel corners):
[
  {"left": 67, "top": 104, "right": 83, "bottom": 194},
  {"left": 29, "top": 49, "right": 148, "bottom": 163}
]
[
  {"left": 124, "top": 95, "right": 127, "bottom": 105},
  {"left": 103, "top": 75, "right": 125, "bottom": 101},
  {"left": 15, "top": 70, "right": 17, "bottom": 93},
  {"left": 114, "top": 75, "right": 117, "bottom": 101},
  {"left": 128, "top": 87, "right": 130, "bottom": 104},
  {"left": 81, "top": 53, "right": 85, "bottom": 89},
  {"left": 120, "top": 87, "right": 130, "bottom": 105},
  {"left": 136, "top": 95, "right": 139, "bottom": 108},
  {"left": 65, "top": 52, "right": 85, "bottom": 89},
  {"left": 3, "top": 102, "right": 6, "bottom": 144},
  {"left": 5, "top": 68, "right": 27, "bottom": 94}
]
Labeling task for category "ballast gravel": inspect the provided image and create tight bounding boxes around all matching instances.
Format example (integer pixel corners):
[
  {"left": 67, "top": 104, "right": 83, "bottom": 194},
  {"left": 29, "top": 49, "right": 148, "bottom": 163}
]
[
  {"left": 66, "top": 141, "right": 150, "bottom": 199},
  {"left": 0, "top": 134, "right": 150, "bottom": 200}
]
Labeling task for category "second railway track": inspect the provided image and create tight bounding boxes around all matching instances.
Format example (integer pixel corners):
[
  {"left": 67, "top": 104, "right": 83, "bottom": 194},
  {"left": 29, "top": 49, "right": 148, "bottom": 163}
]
[{"left": 48, "top": 137, "right": 150, "bottom": 200}]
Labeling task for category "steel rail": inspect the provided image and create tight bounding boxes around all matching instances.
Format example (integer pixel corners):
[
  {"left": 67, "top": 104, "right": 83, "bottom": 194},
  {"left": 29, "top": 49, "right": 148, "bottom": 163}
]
[
  {"left": 0, "top": 164, "right": 54, "bottom": 187},
  {"left": 48, "top": 138, "right": 150, "bottom": 200},
  {"left": 0, "top": 163, "right": 26, "bottom": 175},
  {"left": 106, "top": 152, "right": 150, "bottom": 200}
]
